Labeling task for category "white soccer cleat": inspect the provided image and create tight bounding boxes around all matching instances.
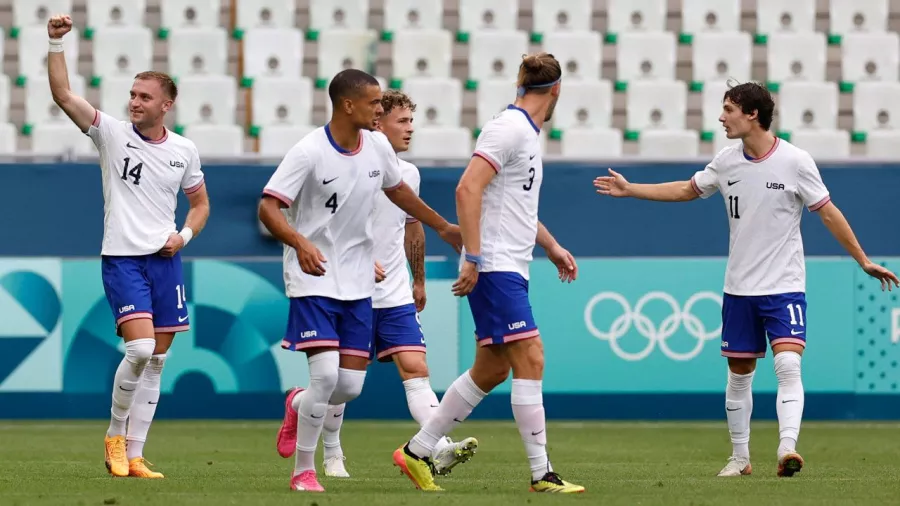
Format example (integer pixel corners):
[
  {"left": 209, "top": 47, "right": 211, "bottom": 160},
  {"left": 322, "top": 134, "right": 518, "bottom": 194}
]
[
  {"left": 717, "top": 456, "right": 752, "bottom": 477},
  {"left": 432, "top": 437, "right": 478, "bottom": 476},
  {"left": 323, "top": 456, "right": 350, "bottom": 478}
]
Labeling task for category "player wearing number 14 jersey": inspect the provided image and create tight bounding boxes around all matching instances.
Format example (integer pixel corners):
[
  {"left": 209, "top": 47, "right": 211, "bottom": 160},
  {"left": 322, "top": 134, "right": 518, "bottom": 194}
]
[{"left": 594, "top": 82, "right": 899, "bottom": 478}]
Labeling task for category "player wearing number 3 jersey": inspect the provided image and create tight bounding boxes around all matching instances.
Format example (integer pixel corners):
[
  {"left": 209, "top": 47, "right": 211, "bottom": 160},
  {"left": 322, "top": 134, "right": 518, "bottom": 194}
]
[
  {"left": 594, "top": 81, "right": 899, "bottom": 479},
  {"left": 47, "top": 15, "right": 211, "bottom": 479}
]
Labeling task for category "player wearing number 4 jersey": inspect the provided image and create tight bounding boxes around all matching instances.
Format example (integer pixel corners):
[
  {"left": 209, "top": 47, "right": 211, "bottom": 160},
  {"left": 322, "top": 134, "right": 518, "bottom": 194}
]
[
  {"left": 594, "top": 81, "right": 899, "bottom": 478},
  {"left": 47, "top": 15, "right": 211, "bottom": 479}
]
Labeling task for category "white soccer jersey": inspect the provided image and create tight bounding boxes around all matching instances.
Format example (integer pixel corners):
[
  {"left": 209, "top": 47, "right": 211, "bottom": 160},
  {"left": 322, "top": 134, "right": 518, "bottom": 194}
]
[
  {"left": 263, "top": 125, "right": 403, "bottom": 301},
  {"left": 469, "top": 105, "right": 543, "bottom": 280},
  {"left": 691, "top": 138, "right": 830, "bottom": 295},
  {"left": 86, "top": 110, "right": 205, "bottom": 256},
  {"left": 372, "top": 159, "right": 421, "bottom": 309}
]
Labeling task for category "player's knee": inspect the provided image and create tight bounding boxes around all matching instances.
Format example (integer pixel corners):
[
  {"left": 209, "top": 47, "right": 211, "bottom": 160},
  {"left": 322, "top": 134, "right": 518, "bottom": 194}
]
[
  {"left": 774, "top": 351, "right": 802, "bottom": 383},
  {"left": 329, "top": 368, "right": 367, "bottom": 405},
  {"left": 510, "top": 339, "right": 544, "bottom": 378},
  {"left": 308, "top": 352, "right": 341, "bottom": 399},
  {"left": 727, "top": 357, "right": 757, "bottom": 375},
  {"left": 124, "top": 338, "right": 156, "bottom": 366},
  {"left": 395, "top": 353, "right": 429, "bottom": 381}
]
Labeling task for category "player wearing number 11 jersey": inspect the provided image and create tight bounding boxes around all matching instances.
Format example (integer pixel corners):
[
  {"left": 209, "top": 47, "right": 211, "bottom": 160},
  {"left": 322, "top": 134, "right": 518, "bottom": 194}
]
[{"left": 594, "top": 81, "right": 899, "bottom": 478}]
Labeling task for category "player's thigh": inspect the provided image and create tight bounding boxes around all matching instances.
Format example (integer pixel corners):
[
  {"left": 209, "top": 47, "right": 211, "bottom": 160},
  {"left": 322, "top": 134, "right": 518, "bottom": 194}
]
[
  {"left": 503, "top": 335, "right": 545, "bottom": 380},
  {"left": 283, "top": 297, "right": 341, "bottom": 352},
  {"left": 720, "top": 293, "right": 767, "bottom": 360},
  {"left": 373, "top": 304, "right": 426, "bottom": 364},
  {"left": 147, "top": 252, "right": 191, "bottom": 334},
  {"left": 101, "top": 255, "right": 154, "bottom": 340},
  {"left": 468, "top": 272, "right": 539, "bottom": 347},
  {"left": 469, "top": 344, "right": 511, "bottom": 393},
  {"left": 392, "top": 351, "right": 429, "bottom": 381},
  {"left": 335, "top": 298, "right": 375, "bottom": 371},
  {"left": 761, "top": 292, "right": 807, "bottom": 356}
]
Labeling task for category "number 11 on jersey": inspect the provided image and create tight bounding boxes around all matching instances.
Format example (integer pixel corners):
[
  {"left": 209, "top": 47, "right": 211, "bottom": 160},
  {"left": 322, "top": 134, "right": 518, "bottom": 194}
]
[{"left": 728, "top": 195, "right": 740, "bottom": 219}]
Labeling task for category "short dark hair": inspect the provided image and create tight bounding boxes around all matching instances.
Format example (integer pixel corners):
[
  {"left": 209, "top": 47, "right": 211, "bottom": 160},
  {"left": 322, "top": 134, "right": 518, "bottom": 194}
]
[
  {"left": 381, "top": 90, "right": 417, "bottom": 116},
  {"left": 134, "top": 71, "right": 178, "bottom": 101},
  {"left": 723, "top": 82, "right": 774, "bottom": 130},
  {"left": 328, "top": 69, "right": 380, "bottom": 105}
]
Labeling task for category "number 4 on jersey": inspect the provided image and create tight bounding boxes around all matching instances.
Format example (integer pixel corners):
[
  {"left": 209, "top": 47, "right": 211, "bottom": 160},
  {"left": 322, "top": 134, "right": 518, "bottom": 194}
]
[
  {"left": 121, "top": 157, "right": 143, "bottom": 185},
  {"left": 325, "top": 193, "right": 338, "bottom": 214}
]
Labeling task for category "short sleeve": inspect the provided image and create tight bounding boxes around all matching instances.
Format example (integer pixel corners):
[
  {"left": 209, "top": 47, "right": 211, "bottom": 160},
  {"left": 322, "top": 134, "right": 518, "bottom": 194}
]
[
  {"left": 472, "top": 122, "right": 514, "bottom": 173},
  {"left": 379, "top": 138, "right": 403, "bottom": 190},
  {"left": 690, "top": 154, "right": 721, "bottom": 199},
  {"left": 85, "top": 110, "right": 116, "bottom": 147},
  {"left": 263, "top": 145, "right": 312, "bottom": 206},
  {"left": 404, "top": 165, "right": 422, "bottom": 223},
  {"left": 797, "top": 153, "right": 831, "bottom": 211},
  {"left": 182, "top": 146, "right": 205, "bottom": 195}
]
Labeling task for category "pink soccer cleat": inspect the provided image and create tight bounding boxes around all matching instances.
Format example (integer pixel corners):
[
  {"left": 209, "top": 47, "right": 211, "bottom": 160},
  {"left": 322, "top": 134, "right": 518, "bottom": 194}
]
[
  {"left": 290, "top": 470, "right": 325, "bottom": 492},
  {"left": 276, "top": 387, "right": 304, "bottom": 458}
]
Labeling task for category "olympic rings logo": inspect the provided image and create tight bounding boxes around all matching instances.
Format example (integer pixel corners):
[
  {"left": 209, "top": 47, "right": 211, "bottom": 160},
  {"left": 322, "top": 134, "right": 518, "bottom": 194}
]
[{"left": 583, "top": 291, "right": 723, "bottom": 361}]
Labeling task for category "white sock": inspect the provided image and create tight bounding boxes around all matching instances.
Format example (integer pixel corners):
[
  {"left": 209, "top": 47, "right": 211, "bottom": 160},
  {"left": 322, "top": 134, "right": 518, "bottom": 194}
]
[
  {"left": 294, "top": 351, "right": 340, "bottom": 475},
  {"left": 322, "top": 403, "right": 345, "bottom": 460},
  {"left": 408, "top": 370, "right": 486, "bottom": 459},
  {"left": 725, "top": 369, "right": 755, "bottom": 460},
  {"left": 511, "top": 379, "right": 553, "bottom": 481},
  {"left": 775, "top": 351, "right": 804, "bottom": 456},
  {"left": 126, "top": 353, "right": 166, "bottom": 460},
  {"left": 107, "top": 338, "right": 155, "bottom": 437},
  {"left": 402, "top": 377, "right": 452, "bottom": 453}
]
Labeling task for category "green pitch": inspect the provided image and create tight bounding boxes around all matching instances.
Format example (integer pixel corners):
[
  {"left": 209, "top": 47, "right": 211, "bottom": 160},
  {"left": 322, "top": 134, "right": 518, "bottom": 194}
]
[{"left": 1, "top": 420, "right": 899, "bottom": 505}]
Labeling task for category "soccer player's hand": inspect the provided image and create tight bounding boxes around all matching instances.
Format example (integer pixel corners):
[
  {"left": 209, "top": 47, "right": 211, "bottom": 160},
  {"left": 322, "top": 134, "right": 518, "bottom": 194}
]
[
  {"left": 547, "top": 244, "right": 578, "bottom": 283},
  {"left": 861, "top": 261, "right": 900, "bottom": 291},
  {"left": 413, "top": 282, "right": 427, "bottom": 311},
  {"left": 158, "top": 233, "right": 184, "bottom": 257},
  {"left": 48, "top": 15, "right": 73, "bottom": 39},
  {"left": 439, "top": 224, "right": 463, "bottom": 253},
  {"left": 593, "top": 168, "right": 630, "bottom": 197},
  {"left": 296, "top": 237, "right": 327, "bottom": 276},
  {"left": 452, "top": 261, "right": 478, "bottom": 297},
  {"left": 374, "top": 261, "right": 386, "bottom": 283}
]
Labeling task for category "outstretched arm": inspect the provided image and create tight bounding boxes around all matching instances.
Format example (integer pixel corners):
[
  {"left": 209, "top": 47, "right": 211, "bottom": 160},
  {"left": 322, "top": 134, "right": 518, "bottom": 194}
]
[
  {"left": 594, "top": 168, "right": 699, "bottom": 202},
  {"left": 385, "top": 183, "right": 461, "bottom": 251},
  {"left": 47, "top": 15, "right": 96, "bottom": 133},
  {"left": 817, "top": 201, "right": 899, "bottom": 291}
]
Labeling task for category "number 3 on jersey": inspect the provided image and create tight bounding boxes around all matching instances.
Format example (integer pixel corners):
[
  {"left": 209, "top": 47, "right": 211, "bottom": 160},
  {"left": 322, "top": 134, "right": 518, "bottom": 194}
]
[
  {"left": 523, "top": 167, "right": 535, "bottom": 191},
  {"left": 121, "top": 157, "right": 143, "bottom": 185},
  {"left": 325, "top": 193, "right": 338, "bottom": 214}
]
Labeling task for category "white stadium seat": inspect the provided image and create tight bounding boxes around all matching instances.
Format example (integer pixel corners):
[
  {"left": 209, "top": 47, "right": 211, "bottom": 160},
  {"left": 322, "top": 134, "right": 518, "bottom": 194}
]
[
  {"left": 692, "top": 32, "right": 752, "bottom": 83},
  {"left": 31, "top": 123, "right": 94, "bottom": 155},
  {"left": 756, "top": 0, "right": 815, "bottom": 35},
  {"left": 459, "top": 0, "right": 518, "bottom": 32},
  {"left": 713, "top": 128, "right": 741, "bottom": 152},
  {"left": 406, "top": 126, "right": 472, "bottom": 160},
  {"left": 167, "top": 28, "right": 228, "bottom": 77},
  {"left": 317, "top": 30, "right": 378, "bottom": 81},
  {"left": 383, "top": 0, "right": 442, "bottom": 32},
  {"left": 777, "top": 81, "right": 839, "bottom": 131},
  {"left": 853, "top": 82, "right": 900, "bottom": 132},
  {"left": 468, "top": 31, "right": 529, "bottom": 84},
  {"left": 251, "top": 77, "right": 313, "bottom": 128},
  {"left": 308, "top": 0, "right": 368, "bottom": 31},
  {"left": 86, "top": 0, "right": 146, "bottom": 29},
  {"left": 616, "top": 32, "right": 677, "bottom": 82},
  {"left": 681, "top": 0, "right": 740, "bottom": 34},
  {"left": 13, "top": 0, "right": 71, "bottom": 28},
  {"left": 26, "top": 75, "right": 86, "bottom": 126},
  {"left": 866, "top": 131, "right": 900, "bottom": 159},
  {"left": 242, "top": 28, "right": 304, "bottom": 80},
  {"left": 532, "top": 0, "right": 592, "bottom": 34},
  {"left": 790, "top": 130, "right": 850, "bottom": 159},
  {"left": 18, "top": 26, "right": 79, "bottom": 80},
  {"left": 830, "top": 0, "right": 887, "bottom": 36},
  {"left": 402, "top": 78, "right": 463, "bottom": 127},
  {"left": 92, "top": 27, "right": 153, "bottom": 81},
  {"left": 99, "top": 76, "right": 135, "bottom": 121},
  {"left": 476, "top": 79, "right": 516, "bottom": 126},
  {"left": 184, "top": 124, "right": 244, "bottom": 156},
  {"left": 259, "top": 125, "right": 317, "bottom": 157},
  {"left": 0, "top": 122, "right": 17, "bottom": 154},
  {"left": 639, "top": 129, "right": 700, "bottom": 158},
  {"left": 175, "top": 75, "right": 237, "bottom": 127},
  {"left": 701, "top": 80, "right": 729, "bottom": 131},
  {"left": 841, "top": 33, "right": 900, "bottom": 84},
  {"left": 767, "top": 33, "right": 826, "bottom": 83},
  {"left": 159, "top": 0, "right": 220, "bottom": 30},
  {"left": 543, "top": 32, "right": 602, "bottom": 81},
  {"left": 236, "top": 0, "right": 296, "bottom": 30},
  {"left": 391, "top": 30, "right": 453, "bottom": 80},
  {"left": 626, "top": 80, "right": 688, "bottom": 131},
  {"left": 0, "top": 74, "right": 10, "bottom": 124},
  {"left": 560, "top": 128, "right": 623, "bottom": 159},
  {"left": 553, "top": 79, "right": 613, "bottom": 131},
  {"left": 607, "top": 0, "right": 666, "bottom": 34}
]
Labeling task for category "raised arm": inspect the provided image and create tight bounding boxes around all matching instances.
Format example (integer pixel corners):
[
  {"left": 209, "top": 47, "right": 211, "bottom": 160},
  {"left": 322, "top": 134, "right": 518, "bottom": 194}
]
[
  {"left": 594, "top": 168, "right": 699, "bottom": 202},
  {"left": 47, "top": 15, "right": 96, "bottom": 133}
]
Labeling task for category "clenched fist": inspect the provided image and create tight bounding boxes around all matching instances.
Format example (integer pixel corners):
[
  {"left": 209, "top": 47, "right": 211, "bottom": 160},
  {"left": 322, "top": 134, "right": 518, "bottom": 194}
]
[{"left": 48, "top": 14, "right": 73, "bottom": 39}]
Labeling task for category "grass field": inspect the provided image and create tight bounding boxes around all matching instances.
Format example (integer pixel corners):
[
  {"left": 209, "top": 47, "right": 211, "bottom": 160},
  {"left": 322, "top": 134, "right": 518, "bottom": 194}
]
[{"left": 1, "top": 420, "right": 899, "bottom": 505}]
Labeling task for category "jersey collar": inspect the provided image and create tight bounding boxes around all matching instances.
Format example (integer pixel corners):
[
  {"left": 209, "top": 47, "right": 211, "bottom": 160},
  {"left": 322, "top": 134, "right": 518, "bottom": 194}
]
[
  {"left": 743, "top": 137, "right": 779, "bottom": 163},
  {"left": 132, "top": 124, "right": 168, "bottom": 144},
  {"left": 325, "top": 123, "right": 363, "bottom": 156},
  {"left": 507, "top": 105, "right": 541, "bottom": 134}
]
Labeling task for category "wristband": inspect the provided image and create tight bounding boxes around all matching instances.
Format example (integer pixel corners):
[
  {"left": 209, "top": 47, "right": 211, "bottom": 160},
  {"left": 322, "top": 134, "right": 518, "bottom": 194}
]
[
  {"left": 49, "top": 38, "right": 64, "bottom": 53},
  {"left": 464, "top": 253, "right": 483, "bottom": 267},
  {"left": 178, "top": 227, "right": 194, "bottom": 246}
]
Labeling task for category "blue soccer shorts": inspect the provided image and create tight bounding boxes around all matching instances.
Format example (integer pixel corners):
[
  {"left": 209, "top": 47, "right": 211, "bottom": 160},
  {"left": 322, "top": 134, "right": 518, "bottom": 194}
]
[
  {"left": 101, "top": 252, "right": 189, "bottom": 336},
  {"left": 721, "top": 292, "right": 808, "bottom": 358},
  {"left": 372, "top": 303, "right": 426, "bottom": 362},
  {"left": 282, "top": 296, "right": 373, "bottom": 359},
  {"left": 467, "top": 272, "right": 540, "bottom": 347}
]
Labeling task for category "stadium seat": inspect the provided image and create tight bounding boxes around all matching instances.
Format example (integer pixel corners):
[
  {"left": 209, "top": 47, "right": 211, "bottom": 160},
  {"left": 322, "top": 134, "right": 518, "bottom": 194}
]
[
  {"left": 543, "top": 32, "right": 603, "bottom": 81},
  {"left": 383, "top": 0, "right": 443, "bottom": 32},
  {"left": 251, "top": 77, "right": 313, "bottom": 129},
  {"left": 86, "top": 0, "right": 146, "bottom": 29},
  {"left": 626, "top": 80, "right": 688, "bottom": 131},
  {"left": 317, "top": 30, "right": 378, "bottom": 83},
  {"left": 402, "top": 78, "right": 463, "bottom": 127},
  {"left": 31, "top": 123, "right": 95, "bottom": 155},
  {"left": 552, "top": 80, "right": 613, "bottom": 131},
  {"left": 789, "top": 130, "right": 850, "bottom": 159},
  {"left": 13, "top": 0, "right": 71, "bottom": 29},
  {"left": 467, "top": 30, "right": 529, "bottom": 85},
  {"left": 852, "top": 82, "right": 900, "bottom": 133},
  {"left": 560, "top": 128, "right": 623, "bottom": 159},
  {"left": 681, "top": 0, "right": 741, "bottom": 35},
  {"left": 91, "top": 27, "right": 153, "bottom": 82},
  {"left": 458, "top": 0, "right": 518, "bottom": 33},
  {"left": 25, "top": 75, "right": 86, "bottom": 126},
  {"left": 184, "top": 124, "right": 244, "bottom": 156},
  {"left": 175, "top": 75, "right": 237, "bottom": 127},
  {"left": 241, "top": 28, "right": 304, "bottom": 80},
  {"left": 701, "top": 80, "right": 729, "bottom": 132},
  {"left": 167, "top": 28, "right": 228, "bottom": 77},
  {"left": 606, "top": 0, "right": 666, "bottom": 34},
  {"left": 767, "top": 33, "right": 826, "bottom": 83},
  {"left": 98, "top": 76, "right": 135, "bottom": 120},
  {"left": 236, "top": 0, "right": 296, "bottom": 30},
  {"left": 0, "top": 74, "right": 10, "bottom": 124},
  {"left": 777, "top": 81, "right": 839, "bottom": 131},
  {"left": 830, "top": 0, "right": 888, "bottom": 36},
  {"left": 532, "top": 0, "right": 592, "bottom": 35},
  {"left": 391, "top": 30, "right": 453, "bottom": 81},
  {"left": 159, "top": 0, "right": 221, "bottom": 30},
  {"left": 476, "top": 79, "right": 516, "bottom": 126},
  {"left": 639, "top": 129, "right": 700, "bottom": 158},
  {"left": 18, "top": 26, "right": 79, "bottom": 81},
  {"left": 713, "top": 128, "right": 741, "bottom": 152},
  {"left": 756, "top": 0, "right": 816, "bottom": 36},
  {"left": 616, "top": 32, "right": 677, "bottom": 83},
  {"left": 258, "top": 124, "right": 317, "bottom": 157},
  {"left": 841, "top": 33, "right": 900, "bottom": 84},
  {"left": 692, "top": 32, "right": 752, "bottom": 83},
  {"left": 0, "top": 123, "right": 17, "bottom": 154},
  {"left": 865, "top": 131, "right": 900, "bottom": 159},
  {"left": 405, "top": 126, "right": 472, "bottom": 160},
  {"left": 308, "top": 0, "right": 367, "bottom": 32}
]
